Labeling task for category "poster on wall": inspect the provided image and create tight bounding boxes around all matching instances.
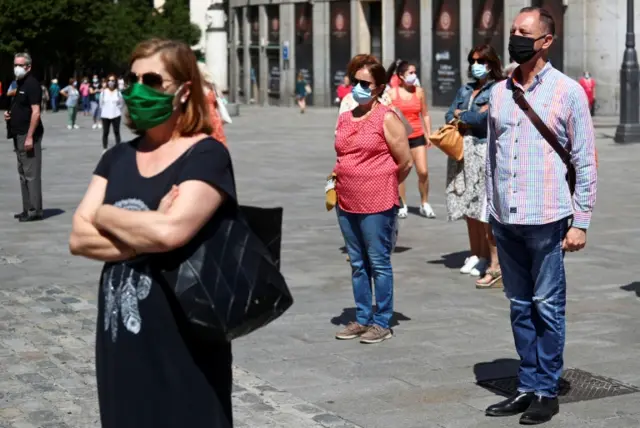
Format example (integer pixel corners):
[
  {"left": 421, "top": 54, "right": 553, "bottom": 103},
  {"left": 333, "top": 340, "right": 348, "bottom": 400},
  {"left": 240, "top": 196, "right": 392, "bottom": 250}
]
[
  {"left": 266, "top": 6, "right": 280, "bottom": 104},
  {"left": 533, "top": 0, "right": 564, "bottom": 71},
  {"left": 432, "top": 0, "right": 461, "bottom": 107},
  {"left": 329, "top": 1, "right": 351, "bottom": 105},
  {"left": 295, "top": 3, "right": 314, "bottom": 105},
  {"left": 395, "top": 0, "right": 421, "bottom": 76},
  {"left": 472, "top": 0, "right": 504, "bottom": 62}
]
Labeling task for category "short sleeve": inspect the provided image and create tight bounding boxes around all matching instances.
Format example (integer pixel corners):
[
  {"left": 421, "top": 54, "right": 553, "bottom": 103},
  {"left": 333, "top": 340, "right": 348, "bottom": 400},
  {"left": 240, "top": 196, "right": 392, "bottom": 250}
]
[
  {"left": 93, "top": 142, "right": 130, "bottom": 179},
  {"left": 26, "top": 79, "right": 42, "bottom": 106},
  {"left": 176, "top": 139, "right": 237, "bottom": 203},
  {"left": 93, "top": 147, "right": 116, "bottom": 179}
]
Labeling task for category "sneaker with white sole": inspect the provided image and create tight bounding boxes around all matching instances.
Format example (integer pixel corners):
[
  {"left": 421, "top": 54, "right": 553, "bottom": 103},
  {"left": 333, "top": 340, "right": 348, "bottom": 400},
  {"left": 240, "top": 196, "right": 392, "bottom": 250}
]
[
  {"left": 98, "top": 124, "right": 103, "bottom": 129},
  {"left": 460, "top": 255, "right": 480, "bottom": 274},
  {"left": 360, "top": 325, "right": 393, "bottom": 344},
  {"left": 336, "top": 322, "right": 369, "bottom": 340},
  {"left": 67, "top": 125, "right": 72, "bottom": 130},
  {"left": 73, "top": 124, "right": 80, "bottom": 129},
  {"left": 398, "top": 205, "right": 408, "bottom": 219},
  {"left": 470, "top": 258, "right": 488, "bottom": 277},
  {"left": 419, "top": 203, "right": 436, "bottom": 218},
  {"left": 92, "top": 123, "right": 98, "bottom": 129}
]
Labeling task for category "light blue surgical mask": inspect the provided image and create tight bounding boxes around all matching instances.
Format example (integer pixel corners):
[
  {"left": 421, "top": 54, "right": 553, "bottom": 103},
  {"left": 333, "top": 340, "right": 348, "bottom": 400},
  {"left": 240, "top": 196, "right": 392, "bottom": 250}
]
[
  {"left": 352, "top": 84, "right": 373, "bottom": 105},
  {"left": 404, "top": 73, "right": 417, "bottom": 85},
  {"left": 471, "top": 63, "right": 489, "bottom": 80}
]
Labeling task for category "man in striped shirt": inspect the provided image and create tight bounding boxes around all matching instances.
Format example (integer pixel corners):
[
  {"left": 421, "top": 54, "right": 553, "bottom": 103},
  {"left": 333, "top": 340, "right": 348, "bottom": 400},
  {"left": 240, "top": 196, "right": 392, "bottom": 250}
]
[{"left": 484, "top": 7, "right": 597, "bottom": 425}]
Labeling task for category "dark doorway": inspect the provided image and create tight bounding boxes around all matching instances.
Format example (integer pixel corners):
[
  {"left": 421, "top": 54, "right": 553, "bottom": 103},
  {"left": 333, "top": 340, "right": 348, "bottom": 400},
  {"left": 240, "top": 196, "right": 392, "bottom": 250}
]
[{"left": 366, "top": 1, "right": 383, "bottom": 61}]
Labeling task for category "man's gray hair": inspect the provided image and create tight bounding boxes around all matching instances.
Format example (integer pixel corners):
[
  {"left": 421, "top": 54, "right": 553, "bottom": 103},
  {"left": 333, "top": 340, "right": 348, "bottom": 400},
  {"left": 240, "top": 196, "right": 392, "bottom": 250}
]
[{"left": 14, "top": 52, "right": 32, "bottom": 66}]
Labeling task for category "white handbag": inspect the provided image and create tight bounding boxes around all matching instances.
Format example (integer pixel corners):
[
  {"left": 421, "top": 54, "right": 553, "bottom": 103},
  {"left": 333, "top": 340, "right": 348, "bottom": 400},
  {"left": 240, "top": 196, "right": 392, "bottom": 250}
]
[{"left": 217, "top": 97, "right": 233, "bottom": 125}]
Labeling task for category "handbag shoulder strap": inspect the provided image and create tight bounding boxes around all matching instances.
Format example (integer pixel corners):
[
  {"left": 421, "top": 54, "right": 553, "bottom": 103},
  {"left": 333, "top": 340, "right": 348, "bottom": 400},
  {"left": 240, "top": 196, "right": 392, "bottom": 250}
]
[{"left": 511, "top": 85, "right": 571, "bottom": 167}]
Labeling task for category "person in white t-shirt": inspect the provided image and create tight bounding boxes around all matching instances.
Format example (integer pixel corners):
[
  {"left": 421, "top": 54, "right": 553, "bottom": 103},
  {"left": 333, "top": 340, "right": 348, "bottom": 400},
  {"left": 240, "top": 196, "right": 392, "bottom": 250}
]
[{"left": 100, "top": 74, "right": 124, "bottom": 152}]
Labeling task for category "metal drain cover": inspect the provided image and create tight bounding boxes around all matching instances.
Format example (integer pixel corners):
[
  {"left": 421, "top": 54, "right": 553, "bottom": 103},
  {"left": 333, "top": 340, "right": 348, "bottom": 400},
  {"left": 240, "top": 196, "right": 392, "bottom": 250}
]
[{"left": 477, "top": 368, "right": 640, "bottom": 404}]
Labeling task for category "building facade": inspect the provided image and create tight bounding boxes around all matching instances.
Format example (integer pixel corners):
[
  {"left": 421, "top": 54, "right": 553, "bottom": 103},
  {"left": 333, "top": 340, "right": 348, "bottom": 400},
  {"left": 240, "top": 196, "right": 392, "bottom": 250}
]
[{"left": 221, "top": 0, "right": 640, "bottom": 114}]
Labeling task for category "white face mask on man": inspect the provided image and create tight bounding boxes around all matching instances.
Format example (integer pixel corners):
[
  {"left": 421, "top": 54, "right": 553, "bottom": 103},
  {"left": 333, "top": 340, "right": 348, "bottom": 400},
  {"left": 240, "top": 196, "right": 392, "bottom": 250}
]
[{"left": 14, "top": 66, "right": 27, "bottom": 79}]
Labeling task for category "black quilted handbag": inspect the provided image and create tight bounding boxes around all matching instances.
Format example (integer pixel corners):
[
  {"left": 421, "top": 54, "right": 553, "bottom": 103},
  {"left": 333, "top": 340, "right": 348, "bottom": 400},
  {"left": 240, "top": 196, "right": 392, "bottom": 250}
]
[{"left": 156, "top": 205, "right": 293, "bottom": 341}]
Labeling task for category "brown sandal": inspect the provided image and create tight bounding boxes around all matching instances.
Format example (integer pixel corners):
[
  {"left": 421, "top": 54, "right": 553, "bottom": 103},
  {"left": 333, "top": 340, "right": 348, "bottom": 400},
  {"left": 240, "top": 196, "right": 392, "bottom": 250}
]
[{"left": 476, "top": 269, "right": 503, "bottom": 289}]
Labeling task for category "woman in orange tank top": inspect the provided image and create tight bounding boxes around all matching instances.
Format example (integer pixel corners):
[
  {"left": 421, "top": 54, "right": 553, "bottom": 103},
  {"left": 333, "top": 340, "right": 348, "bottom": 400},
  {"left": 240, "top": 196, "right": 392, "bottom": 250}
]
[
  {"left": 387, "top": 60, "right": 434, "bottom": 219},
  {"left": 198, "top": 62, "right": 227, "bottom": 147}
]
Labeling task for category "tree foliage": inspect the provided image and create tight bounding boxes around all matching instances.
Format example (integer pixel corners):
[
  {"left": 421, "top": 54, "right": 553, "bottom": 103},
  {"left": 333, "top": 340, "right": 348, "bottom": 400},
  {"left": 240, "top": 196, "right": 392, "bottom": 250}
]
[{"left": 0, "top": 0, "right": 201, "bottom": 80}]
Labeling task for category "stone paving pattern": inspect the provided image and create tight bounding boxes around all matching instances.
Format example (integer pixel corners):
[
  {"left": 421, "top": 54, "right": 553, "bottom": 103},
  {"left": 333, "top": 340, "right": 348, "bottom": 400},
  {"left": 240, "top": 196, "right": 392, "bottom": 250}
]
[{"left": 0, "top": 107, "right": 639, "bottom": 427}]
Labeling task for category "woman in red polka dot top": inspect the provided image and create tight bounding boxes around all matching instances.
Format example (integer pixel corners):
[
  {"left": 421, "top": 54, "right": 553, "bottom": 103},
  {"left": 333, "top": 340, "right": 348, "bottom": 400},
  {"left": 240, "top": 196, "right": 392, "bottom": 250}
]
[{"left": 333, "top": 54, "right": 413, "bottom": 344}]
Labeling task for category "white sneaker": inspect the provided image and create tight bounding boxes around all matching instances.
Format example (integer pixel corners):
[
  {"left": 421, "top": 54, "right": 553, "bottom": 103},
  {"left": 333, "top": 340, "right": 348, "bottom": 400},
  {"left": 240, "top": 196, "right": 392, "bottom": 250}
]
[
  {"left": 398, "top": 205, "right": 408, "bottom": 219},
  {"left": 73, "top": 124, "right": 80, "bottom": 129},
  {"left": 98, "top": 124, "right": 103, "bottom": 129},
  {"left": 460, "top": 255, "right": 480, "bottom": 274},
  {"left": 67, "top": 125, "right": 72, "bottom": 130},
  {"left": 92, "top": 123, "right": 97, "bottom": 129},
  {"left": 419, "top": 203, "right": 436, "bottom": 218},
  {"left": 470, "top": 258, "right": 488, "bottom": 277}
]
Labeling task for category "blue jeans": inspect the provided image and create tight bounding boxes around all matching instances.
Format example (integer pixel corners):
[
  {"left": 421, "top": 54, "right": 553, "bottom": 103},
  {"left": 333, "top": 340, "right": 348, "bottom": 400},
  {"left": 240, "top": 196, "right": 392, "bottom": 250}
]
[
  {"left": 51, "top": 95, "right": 58, "bottom": 112},
  {"left": 490, "top": 216, "right": 569, "bottom": 398},
  {"left": 82, "top": 95, "right": 90, "bottom": 113},
  {"left": 337, "top": 206, "right": 397, "bottom": 329}
]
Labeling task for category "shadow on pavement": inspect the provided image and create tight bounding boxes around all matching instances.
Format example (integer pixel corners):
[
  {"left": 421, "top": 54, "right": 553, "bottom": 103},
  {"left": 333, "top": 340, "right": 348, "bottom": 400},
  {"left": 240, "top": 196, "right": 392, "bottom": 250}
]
[
  {"left": 474, "top": 358, "right": 521, "bottom": 398},
  {"left": 339, "top": 245, "right": 412, "bottom": 254},
  {"left": 620, "top": 281, "right": 640, "bottom": 297},
  {"left": 330, "top": 307, "right": 412, "bottom": 328},
  {"left": 43, "top": 208, "right": 65, "bottom": 219},
  {"left": 427, "top": 250, "right": 470, "bottom": 269}
]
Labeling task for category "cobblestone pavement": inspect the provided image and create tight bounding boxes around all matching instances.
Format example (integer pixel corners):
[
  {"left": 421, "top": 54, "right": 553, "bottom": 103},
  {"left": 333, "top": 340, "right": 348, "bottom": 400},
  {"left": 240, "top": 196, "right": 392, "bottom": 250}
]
[
  {"left": 0, "top": 283, "right": 360, "bottom": 428},
  {"left": 1, "top": 107, "right": 640, "bottom": 428}
]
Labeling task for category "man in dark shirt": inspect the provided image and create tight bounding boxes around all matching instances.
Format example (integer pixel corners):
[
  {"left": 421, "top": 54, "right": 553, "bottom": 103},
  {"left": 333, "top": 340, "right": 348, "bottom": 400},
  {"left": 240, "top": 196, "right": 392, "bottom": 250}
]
[{"left": 3, "top": 52, "right": 44, "bottom": 222}]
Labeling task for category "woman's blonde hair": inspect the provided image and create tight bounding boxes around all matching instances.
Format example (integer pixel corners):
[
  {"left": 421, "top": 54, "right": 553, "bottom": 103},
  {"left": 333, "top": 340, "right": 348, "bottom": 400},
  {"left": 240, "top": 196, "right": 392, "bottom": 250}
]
[{"left": 127, "top": 38, "right": 212, "bottom": 136}]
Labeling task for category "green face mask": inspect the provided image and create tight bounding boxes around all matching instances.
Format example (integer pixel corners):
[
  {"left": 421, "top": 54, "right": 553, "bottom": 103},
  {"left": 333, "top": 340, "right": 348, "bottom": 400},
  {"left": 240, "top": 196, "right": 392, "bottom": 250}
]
[{"left": 122, "top": 82, "right": 181, "bottom": 131}]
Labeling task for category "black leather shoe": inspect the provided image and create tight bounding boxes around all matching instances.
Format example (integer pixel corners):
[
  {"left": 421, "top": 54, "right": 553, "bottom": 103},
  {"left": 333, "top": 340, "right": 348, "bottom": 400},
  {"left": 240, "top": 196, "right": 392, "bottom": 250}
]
[
  {"left": 519, "top": 396, "right": 559, "bottom": 425},
  {"left": 13, "top": 211, "right": 26, "bottom": 219},
  {"left": 486, "top": 392, "right": 536, "bottom": 417},
  {"left": 18, "top": 213, "right": 43, "bottom": 223}
]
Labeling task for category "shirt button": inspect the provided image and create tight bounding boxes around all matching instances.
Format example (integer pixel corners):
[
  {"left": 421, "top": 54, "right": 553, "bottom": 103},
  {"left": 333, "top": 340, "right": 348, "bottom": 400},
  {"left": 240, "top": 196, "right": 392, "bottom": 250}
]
[
  {"left": 513, "top": 173, "right": 517, "bottom": 177},
  {"left": 514, "top": 155, "right": 517, "bottom": 160}
]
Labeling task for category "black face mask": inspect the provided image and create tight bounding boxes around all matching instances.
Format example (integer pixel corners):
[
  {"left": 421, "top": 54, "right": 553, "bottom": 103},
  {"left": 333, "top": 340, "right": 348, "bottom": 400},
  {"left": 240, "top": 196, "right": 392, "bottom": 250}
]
[{"left": 508, "top": 34, "right": 547, "bottom": 65}]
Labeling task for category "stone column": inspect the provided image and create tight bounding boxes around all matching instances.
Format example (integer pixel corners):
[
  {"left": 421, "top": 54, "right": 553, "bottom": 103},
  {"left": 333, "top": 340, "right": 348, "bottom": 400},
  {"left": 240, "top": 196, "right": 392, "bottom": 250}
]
[
  {"left": 242, "top": 7, "right": 251, "bottom": 105},
  {"left": 259, "top": 5, "right": 269, "bottom": 106},
  {"left": 564, "top": 0, "right": 586, "bottom": 81},
  {"left": 352, "top": 0, "right": 369, "bottom": 56},
  {"left": 229, "top": 6, "right": 240, "bottom": 103},
  {"left": 460, "top": 0, "right": 473, "bottom": 84},
  {"left": 381, "top": 0, "right": 395, "bottom": 66},
  {"left": 420, "top": 0, "right": 432, "bottom": 105},
  {"left": 279, "top": 3, "right": 295, "bottom": 107},
  {"left": 313, "top": 1, "right": 331, "bottom": 107},
  {"left": 205, "top": 0, "right": 228, "bottom": 92}
]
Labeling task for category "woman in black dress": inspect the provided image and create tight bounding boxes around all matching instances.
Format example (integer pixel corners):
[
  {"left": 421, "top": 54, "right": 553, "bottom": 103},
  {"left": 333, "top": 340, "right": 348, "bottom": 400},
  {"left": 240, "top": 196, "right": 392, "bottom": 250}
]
[{"left": 69, "top": 39, "right": 235, "bottom": 428}]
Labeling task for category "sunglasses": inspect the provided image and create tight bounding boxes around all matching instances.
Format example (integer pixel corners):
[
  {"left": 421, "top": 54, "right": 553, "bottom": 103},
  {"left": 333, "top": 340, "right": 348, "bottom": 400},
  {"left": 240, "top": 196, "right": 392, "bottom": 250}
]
[
  {"left": 125, "top": 71, "right": 175, "bottom": 89},
  {"left": 351, "top": 78, "right": 373, "bottom": 89},
  {"left": 469, "top": 58, "right": 488, "bottom": 65}
]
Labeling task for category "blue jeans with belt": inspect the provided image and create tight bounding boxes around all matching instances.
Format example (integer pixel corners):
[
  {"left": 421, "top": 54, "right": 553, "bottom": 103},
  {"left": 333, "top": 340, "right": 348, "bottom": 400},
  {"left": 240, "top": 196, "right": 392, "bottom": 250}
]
[
  {"left": 337, "top": 206, "right": 397, "bottom": 329},
  {"left": 490, "top": 216, "right": 569, "bottom": 398}
]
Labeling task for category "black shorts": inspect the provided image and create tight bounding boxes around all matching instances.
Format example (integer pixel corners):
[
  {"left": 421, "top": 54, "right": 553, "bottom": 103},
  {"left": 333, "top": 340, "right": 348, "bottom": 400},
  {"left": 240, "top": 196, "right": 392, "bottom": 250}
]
[{"left": 408, "top": 135, "right": 427, "bottom": 149}]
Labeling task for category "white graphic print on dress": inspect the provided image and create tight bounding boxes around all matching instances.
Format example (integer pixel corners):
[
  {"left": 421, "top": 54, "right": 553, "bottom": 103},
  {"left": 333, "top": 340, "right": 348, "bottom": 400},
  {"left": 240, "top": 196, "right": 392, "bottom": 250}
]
[{"left": 103, "top": 198, "right": 153, "bottom": 342}]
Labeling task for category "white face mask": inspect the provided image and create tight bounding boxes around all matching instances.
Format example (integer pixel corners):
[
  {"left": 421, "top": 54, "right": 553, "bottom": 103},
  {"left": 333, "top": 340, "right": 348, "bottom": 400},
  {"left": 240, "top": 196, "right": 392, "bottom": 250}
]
[
  {"left": 404, "top": 73, "right": 417, "bottom": 85},
  {"left": 14, "top": 66, "right": 27, "bottom": 79}
]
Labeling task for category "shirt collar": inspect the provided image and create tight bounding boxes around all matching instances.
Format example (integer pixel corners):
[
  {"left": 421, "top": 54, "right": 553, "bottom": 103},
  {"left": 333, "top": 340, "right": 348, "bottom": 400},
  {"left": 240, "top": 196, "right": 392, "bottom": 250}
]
[{"left": 508, "top": 61, "right": 554, "bottom": 92}]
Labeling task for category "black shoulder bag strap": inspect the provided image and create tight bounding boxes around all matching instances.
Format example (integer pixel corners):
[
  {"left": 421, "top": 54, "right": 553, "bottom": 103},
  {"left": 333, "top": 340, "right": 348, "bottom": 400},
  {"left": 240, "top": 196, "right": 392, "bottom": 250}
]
[{"left": 511, "top": 86, "right": 576, "bottom": 195}]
